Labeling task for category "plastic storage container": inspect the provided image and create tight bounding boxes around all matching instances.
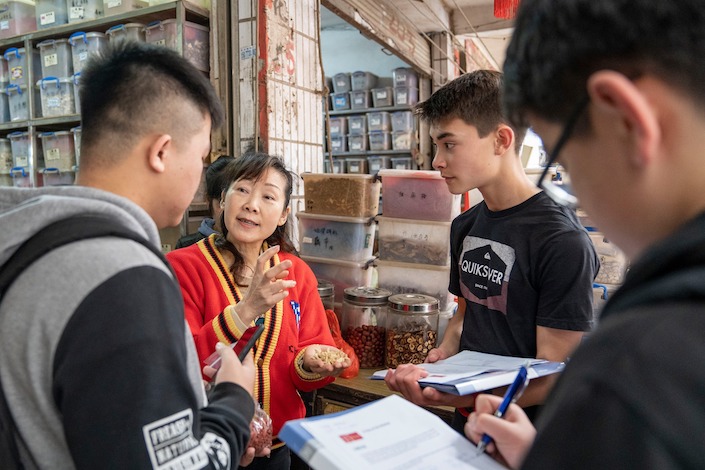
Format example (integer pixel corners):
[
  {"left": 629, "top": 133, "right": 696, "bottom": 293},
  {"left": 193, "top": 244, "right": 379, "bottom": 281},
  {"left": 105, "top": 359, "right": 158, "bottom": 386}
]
[
  {"left": 345, "top": 157, "right": 367, "bottom": 175},
  {"left": 0, "top": 0, "right": 37, "bottom": 39},
  {"left": 328, "top": 116, "right": 346, "bottom": 137},
  {"left": 144, "top": 19, "right": 209, "bottom": 72},
  {"left": 392, "top": 130, "right": 414, "bottom": 150},
  {"left": 378, "top": 169, "right": 460, "bottom": 222},
  {"left": 39, "top": 130, "right": 75, "bottom": 171},
  {"left": 300, "top": 255, "right": 375, "bottom": 305},
  {"left": 72, "top": 72, "right": 80, "bottom": 112},
  {"left": 391, "top": 110, "right": 414, "bottom": 132},
  {"left": 366, "top": 155, "right": 391, "bottom": 174},
  {"left": 347, "top": 134, "right": 367, "bottom": 152},
  {"left": 102, "top": 0, "right": 146, "bottom": 17},
  {"left": 0, "top": 137, "right": 11, "bottom": 172},
  {"left": 0, "top": 89, "right": 10, "bottom": 122},
  {"left": 385, "top": 293, "right": 439, "bottom": 367},
  {"left": 332, "top": 72, "right": 350, "bottom": 93},
  {"left": 37, "top": 76, "right": 75, "bottom": 116},
  {"left": 69, "top": 31, "right": 108, "bottom": 73},
  {"left": 71, "top": 125, "right": 80, "bottom": 167},
  {"left": 392, "top": 67, "right": 418, "bottom": 89},
  {"left": 106, "top": 22, "right": 145, "bottom": 42},
  {"left": 9, "top": 130, "right": 30, "bottom": 168},
  {"left": 302, "top": 172, "right": 381, "bottom": 217},
  {"left": 317, "top": 279, "right": 335, "bottom": 312},
  {"left": 329, "top": 135, "right": 346, "bottom": 154},
  {"left": 68, "top": 0, "right": 103, "bottom": 22},
  {"left": 330, "top": 92, "right": 350, "bottom": 111},
  {"left": 41, "top": 167, "right": 73, "bottom": 185},
  {"left": 323, "top": 158, "right": 343, "bottom": 174},
  {"left": 346, "top": 115, "right": 366, "bottom": 135},
  {"left": 6, "top": 83, "right": 32, "bottom": 121},
  {"left": 377, "top": 260, "right": 454, "bottom": 312},
  {"left": 36, "top": 0, "right": 67, "bottom": 29},
  {"left": 589, "top": 232, "right": 628, "bottom": 285},
  {"left": 37, "top": 38, "right": 72, "bottom": 78},
  {"left": 391, "top": 155, "right": 413, "bottom": 170},
  {"left": 10, "top": 167, "right": 31, "bottom": 186},
  {"left": 368, "top": 131, "right": 391, "bottom": 151},
  {"left": 593, "top": 282, "right": 619, "bottom": 320},
  {"left": 351, "top": 71, "right": 377, "bottom": 91},
  {"left": 367, "top": 111, "right": 390, "bottom": 132},
  {"left": 5, "top": 47, "right": 40, "bottom": 87},
  {"left": 341, "top": 286, "right": 391, "bottom": 368},
  {"left": 371, "top": 87, "right": 393, "bottom": 108},
  {"left": 394, "top": 86, "right": 419, "bottom": 106},
  {"left": 0, "top": 55, "right": 8, "bottom": 82},
  {"left": 297, "top": 211, "right": 376, "bottom": 262},
  {"left": 350, "top": 90, "right": 370, "bottom": 110},
  {"left": 377, "top": 216, "right": 451, "bottom": 266}
]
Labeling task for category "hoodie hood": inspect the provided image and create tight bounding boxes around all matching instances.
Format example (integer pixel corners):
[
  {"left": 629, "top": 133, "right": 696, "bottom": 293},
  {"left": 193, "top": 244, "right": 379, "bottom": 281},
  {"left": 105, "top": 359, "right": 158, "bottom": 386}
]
[{"left": 0, "top": 186, "right": 160, "bottom": 267}]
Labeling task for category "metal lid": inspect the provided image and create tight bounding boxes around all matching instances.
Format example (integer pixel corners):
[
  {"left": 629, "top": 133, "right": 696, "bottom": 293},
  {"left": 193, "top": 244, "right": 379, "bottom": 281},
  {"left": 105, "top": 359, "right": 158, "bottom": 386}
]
[
  {"left": 388, "top": 293, "right": 439, "bottom": 313},
  {"left": 344, "top": 286, "right": 392, "bottom": 305},
  {"left": 317, "top": 279, "right": 334, "bottom": 297}
]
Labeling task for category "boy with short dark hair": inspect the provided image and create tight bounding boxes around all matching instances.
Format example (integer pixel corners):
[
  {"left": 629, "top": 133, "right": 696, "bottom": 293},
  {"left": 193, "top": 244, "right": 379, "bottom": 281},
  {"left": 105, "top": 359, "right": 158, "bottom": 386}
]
[
  {"left": 0, "top": 41, "right": 255, "bottom": 468},
  {"left": 385, "top": 70, "right": 598, "bottom": 433}
]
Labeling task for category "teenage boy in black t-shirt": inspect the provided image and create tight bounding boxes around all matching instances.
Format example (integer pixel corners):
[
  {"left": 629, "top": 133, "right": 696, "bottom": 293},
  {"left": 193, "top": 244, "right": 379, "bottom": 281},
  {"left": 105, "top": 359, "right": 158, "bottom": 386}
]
[{"left": 385, "top": 70, "right": 599, "bottom": 433}]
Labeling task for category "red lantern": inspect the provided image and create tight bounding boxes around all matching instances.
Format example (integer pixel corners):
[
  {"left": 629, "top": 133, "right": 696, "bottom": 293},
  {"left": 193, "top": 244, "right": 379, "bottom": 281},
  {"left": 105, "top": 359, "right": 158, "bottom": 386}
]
[{"left": 494, "top": 0, "right": 520, "bottom": 19}]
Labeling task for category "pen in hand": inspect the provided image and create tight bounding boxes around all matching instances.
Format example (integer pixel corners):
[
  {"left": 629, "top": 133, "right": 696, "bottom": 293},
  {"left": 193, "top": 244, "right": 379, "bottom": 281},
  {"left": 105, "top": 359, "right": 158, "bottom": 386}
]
[{"left": 476, "top": 362, "right": 531, "bottom": 455}]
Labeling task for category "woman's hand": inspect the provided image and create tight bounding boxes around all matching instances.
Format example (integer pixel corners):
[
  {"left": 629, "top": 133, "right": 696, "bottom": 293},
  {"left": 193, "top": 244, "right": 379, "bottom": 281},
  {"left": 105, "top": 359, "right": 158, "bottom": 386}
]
[
  {"left": 235, "top": 245, "right": 296, "bottom": 324},
  {"left": 465, "top": 394, "right": 536, "bottom": 470},
  {"left": 303, "top": 345, "right": 352, "bottom": 377}
]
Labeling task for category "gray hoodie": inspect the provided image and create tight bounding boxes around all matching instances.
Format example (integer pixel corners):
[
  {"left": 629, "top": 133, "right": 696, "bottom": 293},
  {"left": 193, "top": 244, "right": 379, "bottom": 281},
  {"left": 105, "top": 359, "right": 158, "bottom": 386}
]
[{"left": 0, "top": 186, "right": 253, "bottom": 469}]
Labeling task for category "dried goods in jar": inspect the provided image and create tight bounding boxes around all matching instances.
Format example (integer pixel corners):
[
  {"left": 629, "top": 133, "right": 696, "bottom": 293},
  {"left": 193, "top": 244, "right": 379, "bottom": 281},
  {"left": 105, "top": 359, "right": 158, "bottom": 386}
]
[
  {"left": 385, "top": 329, "right": 437, "bottom": 368},
  {"left": 344, "top": 324, "right": 385, "bottom": 368}
]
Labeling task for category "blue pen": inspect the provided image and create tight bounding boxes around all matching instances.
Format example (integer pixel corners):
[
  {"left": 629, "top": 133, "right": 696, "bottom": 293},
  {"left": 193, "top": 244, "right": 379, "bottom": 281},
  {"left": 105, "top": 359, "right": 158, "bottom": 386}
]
[{"left": 476, "top": 362, "right": 531, "bottom": 455}]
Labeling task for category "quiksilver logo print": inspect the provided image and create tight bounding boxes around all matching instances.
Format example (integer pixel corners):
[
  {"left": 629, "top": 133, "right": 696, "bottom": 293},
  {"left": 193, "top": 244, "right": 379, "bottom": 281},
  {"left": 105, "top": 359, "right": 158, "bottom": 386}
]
[{"left": 459, "top": 237, "right": 515, "bottom": 314}]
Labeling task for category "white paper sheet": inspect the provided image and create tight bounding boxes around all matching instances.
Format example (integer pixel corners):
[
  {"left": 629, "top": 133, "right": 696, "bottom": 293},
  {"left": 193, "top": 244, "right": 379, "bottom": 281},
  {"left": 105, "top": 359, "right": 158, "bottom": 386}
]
[{"left": 299, "top": 395, "right": 507, "bottom": 470}]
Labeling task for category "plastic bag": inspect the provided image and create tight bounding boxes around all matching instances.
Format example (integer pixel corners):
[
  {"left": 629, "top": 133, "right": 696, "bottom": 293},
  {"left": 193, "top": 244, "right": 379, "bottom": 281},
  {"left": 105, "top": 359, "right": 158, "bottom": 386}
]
[
  {"left": 248, "top": 401, "right": 273, "bottom": 453},
  {"left": 325, "top": 309, "right": 360, "bottom": 378}
]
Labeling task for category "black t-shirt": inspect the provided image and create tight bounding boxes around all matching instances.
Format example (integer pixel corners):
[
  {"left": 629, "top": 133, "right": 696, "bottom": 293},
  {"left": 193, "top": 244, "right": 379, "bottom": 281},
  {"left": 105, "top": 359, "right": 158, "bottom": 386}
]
[{"left": 450, "top": 192, "right": 598, "bottom": 358}]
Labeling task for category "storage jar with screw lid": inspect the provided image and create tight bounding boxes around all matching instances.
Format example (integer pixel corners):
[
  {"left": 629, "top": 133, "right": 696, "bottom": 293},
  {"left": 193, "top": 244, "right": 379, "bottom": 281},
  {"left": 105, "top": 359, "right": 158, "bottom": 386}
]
[
  {"left": 341, "top": 287, "right": 392, "bottom": 368},
  {"left": 385, "top": 293, "right": 439, "bottom": 368},
  {"left": 317, "top": 279, "right": 335, "bottom": 312}
]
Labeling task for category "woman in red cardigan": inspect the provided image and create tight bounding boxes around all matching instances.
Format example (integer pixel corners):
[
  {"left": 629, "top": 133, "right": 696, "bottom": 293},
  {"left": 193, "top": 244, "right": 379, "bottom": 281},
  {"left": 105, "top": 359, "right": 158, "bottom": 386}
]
[{"left": 168, "top": 152, "right": 350, "bottom": 469}]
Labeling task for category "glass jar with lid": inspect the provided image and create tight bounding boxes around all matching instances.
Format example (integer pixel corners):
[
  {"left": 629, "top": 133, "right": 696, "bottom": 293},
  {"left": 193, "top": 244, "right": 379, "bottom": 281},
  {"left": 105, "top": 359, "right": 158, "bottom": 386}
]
[
  {"left": 341, "top": 287, "right": 391, "bottom": 368},
  {"left": 317, "top": 279, "right": 335, "bottom": 312},
  {"left": 385, "top": 293, "right": 439, "bottom": 368}
]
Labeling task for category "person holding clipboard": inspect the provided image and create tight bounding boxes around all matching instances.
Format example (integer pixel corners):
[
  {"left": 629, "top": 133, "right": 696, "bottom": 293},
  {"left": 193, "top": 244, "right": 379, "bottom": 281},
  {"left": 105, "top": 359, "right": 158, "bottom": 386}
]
[{"left": 465, "top": 0, "right": 705, "bottom": 468}]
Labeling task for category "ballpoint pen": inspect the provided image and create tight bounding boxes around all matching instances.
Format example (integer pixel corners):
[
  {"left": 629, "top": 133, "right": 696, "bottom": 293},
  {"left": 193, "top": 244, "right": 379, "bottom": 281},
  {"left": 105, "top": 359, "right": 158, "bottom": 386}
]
[{"left": 476, "top": 362, "right": 531, "bottom": 455}]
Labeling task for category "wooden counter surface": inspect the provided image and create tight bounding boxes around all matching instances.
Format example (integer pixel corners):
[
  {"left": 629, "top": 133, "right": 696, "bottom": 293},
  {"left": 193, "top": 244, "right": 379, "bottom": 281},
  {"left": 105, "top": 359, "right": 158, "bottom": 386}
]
[{"left": 313, "top": 368, "right": 455, "bottom": 424}]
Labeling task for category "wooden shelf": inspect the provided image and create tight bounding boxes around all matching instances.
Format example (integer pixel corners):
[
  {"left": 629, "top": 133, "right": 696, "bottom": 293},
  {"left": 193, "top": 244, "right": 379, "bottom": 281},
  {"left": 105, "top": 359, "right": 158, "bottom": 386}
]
[
  {"left": 326, "top": 105, "right": 414, "bottom": 116},
  {"left": 325, "top": 149, "right": 412, "bottom": 157}
]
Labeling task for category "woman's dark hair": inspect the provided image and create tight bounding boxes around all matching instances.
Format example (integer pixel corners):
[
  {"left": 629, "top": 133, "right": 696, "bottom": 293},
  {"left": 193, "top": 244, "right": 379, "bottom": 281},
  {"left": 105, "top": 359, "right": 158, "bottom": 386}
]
[{"left": 215, "top": 152, "right": 297, "bottom": 280}]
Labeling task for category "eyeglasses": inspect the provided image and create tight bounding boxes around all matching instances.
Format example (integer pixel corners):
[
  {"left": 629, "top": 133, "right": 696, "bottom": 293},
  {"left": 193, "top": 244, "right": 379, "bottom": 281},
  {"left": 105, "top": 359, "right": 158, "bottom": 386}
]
[{"left": 537, "top": 97, "right": 590, "bottom": 209}]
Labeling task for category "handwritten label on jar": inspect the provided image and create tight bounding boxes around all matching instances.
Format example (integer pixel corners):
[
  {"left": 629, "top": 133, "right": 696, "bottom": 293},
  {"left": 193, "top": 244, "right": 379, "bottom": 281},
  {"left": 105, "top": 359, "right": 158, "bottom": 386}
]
[
  {"left": 44, "top": 53, "right": 58, "bottom": 67},
  {"left": 70, "top": 7, "right": 85, "bottom": 19},
  {"left": 45, "top": 148, "right": 61, "bottom": 161},
  {"left": 40, "top": 12, "right": 56, "bottom": 26}
]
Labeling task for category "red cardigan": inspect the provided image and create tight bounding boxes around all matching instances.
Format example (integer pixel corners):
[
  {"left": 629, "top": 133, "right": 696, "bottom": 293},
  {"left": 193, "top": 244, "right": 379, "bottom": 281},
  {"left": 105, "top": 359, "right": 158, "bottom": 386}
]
[{"left": 167, "top": 235, "right": 335, "bottom": 438}]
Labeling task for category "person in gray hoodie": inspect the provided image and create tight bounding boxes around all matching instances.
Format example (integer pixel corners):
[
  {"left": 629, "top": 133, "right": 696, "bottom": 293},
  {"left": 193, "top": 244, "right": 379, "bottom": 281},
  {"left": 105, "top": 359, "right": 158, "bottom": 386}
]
[{"left": 0, "top": 41, "right": 259, "bottom": 469}]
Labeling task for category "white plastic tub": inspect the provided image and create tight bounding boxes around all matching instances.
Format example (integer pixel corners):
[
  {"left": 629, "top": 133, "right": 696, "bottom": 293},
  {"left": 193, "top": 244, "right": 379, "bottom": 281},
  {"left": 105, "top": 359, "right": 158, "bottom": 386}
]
[
  {"left": 144, "top": 19, "right": 209, "bottom": 72},
  {"left": 37, "top": 38, "right": 72, "bottom": 78},
  {"left": 67, "top": 0, "right": 102, "bottom": 22},
  {"left": 39, "top": 130, "right": 75, "bottom": 171},
  {"left": 37, "top": 76, "right": 75, "bottom": 117},
  {"left": 302, "top": 172, "right": 381, "bottom": 218},
  {"left": 105, "top": 22, "right": 145, "bottom": 42},
  {"left": 8, "top": 130, "right": 29, "bottom": 168},
  {"left": 376, "top": 259, "right": 454, "bottom": 311},
  {"left": 300, "top": 255, "right": 375, "bottom": 306},
  {"left": 36, "top": 0, "right": 67, "bottom": 29},
  {"left": 297, "top": 211, "right": 376, "bottom": 262},
  {"left": 0, "top": 0, "right": 36, "bottom": 39},
  {"left": 102, "top": 0, "right": 146, "bottom": 17},
  {"left": 69, "top": 31, "right": 108, "bottom": 72},
  {"left": 5, "top": 47, "right": 41, "bottom": 86},
  {"left": 378, "top": 169, "right": 460, "bottom": 222},
  {"left": 6, "top": 83, "right": 32, "bottom": 121},
  {"left": 377, "top": 215, "right": 451, "bottom": 266}
]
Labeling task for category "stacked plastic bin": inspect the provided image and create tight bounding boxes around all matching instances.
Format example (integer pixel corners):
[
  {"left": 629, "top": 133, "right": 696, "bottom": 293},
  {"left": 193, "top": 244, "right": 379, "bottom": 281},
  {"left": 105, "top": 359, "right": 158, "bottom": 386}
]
[
  {"left": 375, "top": 169, "right": 460, "bottom": 331},
  {"left": 390, "top": 67, "right": 419, "bottom": 170},
  {"left": 298, "top": 173, "right": 380, "bottom": 313}
]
